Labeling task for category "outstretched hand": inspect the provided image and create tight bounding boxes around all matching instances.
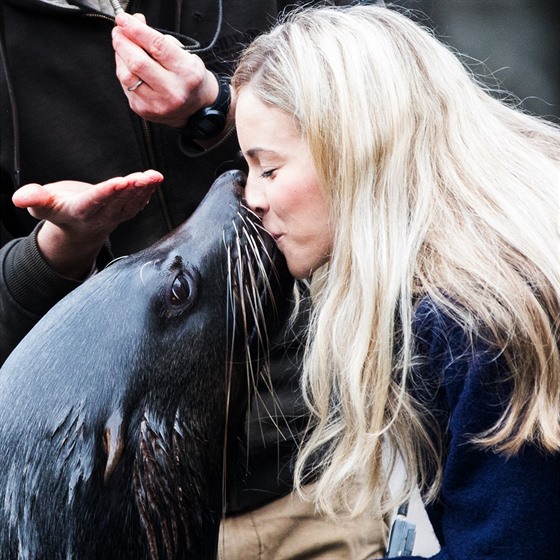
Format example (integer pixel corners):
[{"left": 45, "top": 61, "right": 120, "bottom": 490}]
[
  {"left": 13, "top": 170, "right": 163, "bottom": 235},
  {"left": 12, "top": 170, "right": 163, "bottom": 279}
]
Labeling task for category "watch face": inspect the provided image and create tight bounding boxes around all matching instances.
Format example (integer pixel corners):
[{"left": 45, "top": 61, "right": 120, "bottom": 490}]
[{"left": 186, "top": 108, "right": 227, "bottom": 139}]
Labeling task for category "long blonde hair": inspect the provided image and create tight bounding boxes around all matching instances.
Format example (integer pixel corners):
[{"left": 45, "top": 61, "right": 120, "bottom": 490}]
[{"left": 233, "top": 5, "right": 560, "bottom": 517}]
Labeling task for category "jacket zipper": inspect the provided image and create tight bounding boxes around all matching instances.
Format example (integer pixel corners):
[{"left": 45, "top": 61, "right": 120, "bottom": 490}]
[{"left": 140, "top": 118, "right": 174, "bottom": 233}]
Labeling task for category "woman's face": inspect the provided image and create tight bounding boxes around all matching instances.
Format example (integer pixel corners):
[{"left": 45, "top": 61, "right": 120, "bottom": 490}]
[{"left": 236, "top": 87, "right": 332, "bottom": 279}]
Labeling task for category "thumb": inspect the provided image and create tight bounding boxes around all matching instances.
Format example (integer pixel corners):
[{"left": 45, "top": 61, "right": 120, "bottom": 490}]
[{"left": 12, "top": 184, "right": 52, "bottom": 209}]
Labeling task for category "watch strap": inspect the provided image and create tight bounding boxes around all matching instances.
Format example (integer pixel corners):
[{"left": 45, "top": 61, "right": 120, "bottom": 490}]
[{"left": 180, "top": 73, "right": 231, "bottom": 140}]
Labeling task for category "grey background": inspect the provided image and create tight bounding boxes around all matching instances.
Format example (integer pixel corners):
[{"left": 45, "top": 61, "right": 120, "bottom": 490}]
[{"left": 389, "top": 0, "right": 559, "bottom": 121}]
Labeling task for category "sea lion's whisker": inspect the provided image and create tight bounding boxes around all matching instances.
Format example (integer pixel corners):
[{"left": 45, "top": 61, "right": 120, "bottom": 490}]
[
  {"left": 245, "top": 238, "right": 276, "bottom": 305},
  {"left": 139, "top": 260, "right": 153, "bottom": 286}
]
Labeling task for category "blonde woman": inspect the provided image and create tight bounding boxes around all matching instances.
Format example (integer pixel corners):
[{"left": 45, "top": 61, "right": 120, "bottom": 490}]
[{"left": 233, "top": 4, "right": 560, "bottom": 559}]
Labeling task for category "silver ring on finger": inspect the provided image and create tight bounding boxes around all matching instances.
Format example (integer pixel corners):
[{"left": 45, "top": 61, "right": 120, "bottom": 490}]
[{"left": 127, "top": 79, "right": 144, "bottom": 92}]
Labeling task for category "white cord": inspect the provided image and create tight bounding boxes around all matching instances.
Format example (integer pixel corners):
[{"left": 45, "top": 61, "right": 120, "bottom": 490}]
[{"left": 109, "top": 0, "right": 125, "bottom": 16}]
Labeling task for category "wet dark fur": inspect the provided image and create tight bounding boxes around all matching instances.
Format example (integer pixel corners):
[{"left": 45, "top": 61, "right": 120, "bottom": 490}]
[{"left": 0, "top": 171, "right": 293, "bottom": 560}]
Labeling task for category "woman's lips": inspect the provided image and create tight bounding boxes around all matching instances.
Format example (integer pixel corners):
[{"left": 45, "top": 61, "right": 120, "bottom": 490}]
[
  {"left": 263, "top": 223, "right": 284, "bottom": 246},
  {"left": 270, "top": 232, "right": 284, "bottom": 248}
]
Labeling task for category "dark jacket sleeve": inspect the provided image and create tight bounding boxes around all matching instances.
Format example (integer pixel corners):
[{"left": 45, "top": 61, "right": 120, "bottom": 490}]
[
  {"left": 0, "top": 223, "right": 83, "bottom": 364},
  {"left": 392, "top": 300, "right": 560, "bottom": 560}
]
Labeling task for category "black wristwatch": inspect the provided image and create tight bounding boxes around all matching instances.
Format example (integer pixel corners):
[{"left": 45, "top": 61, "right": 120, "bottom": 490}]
[{"left": 181, "top": 73, "right": 231, "bottom": 140}]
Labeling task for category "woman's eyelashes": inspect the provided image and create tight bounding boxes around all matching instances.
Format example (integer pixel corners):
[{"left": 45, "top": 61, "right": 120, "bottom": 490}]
[{"left": 260, "top": 168, "right": 277, "bottom": 179}]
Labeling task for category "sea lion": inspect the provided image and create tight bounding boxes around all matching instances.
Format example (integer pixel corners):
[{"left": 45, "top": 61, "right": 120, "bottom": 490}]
[{"left": 0, "top": 170, "right": 293, "bottom": 560}]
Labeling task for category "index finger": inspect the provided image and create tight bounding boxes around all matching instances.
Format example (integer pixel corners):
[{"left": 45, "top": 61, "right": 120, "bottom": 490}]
[{"left": 114, "top": 12, "right": 185, "bottom": 71}]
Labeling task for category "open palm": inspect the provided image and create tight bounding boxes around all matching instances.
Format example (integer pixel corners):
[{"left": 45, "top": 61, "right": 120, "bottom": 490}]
[{"left": 12, "top": 170, "right": 163, "bottom": 238}]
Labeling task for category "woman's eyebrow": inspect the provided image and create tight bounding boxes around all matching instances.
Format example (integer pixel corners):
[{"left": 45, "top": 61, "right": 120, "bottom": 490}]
[
  {"left": 244, "top": 148, "right": 262, "bottom": 158},
  {"left": 243, "top": 147, "right": 277, "bottom": 159}
]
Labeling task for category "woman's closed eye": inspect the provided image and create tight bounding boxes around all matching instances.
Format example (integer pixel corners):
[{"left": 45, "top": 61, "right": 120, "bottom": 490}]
[{"left": 260, "top": 169, "right": 277, "bottom": 179}]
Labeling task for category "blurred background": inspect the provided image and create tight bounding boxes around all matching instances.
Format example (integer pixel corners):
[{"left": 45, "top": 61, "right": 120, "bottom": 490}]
[{"left": 388, "top": 0, "right": 559, "bottom": 121}]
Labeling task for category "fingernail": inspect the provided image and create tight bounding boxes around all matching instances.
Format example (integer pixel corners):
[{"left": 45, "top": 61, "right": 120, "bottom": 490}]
[{"left": 116, "top": 12, "right": 130, "bottom": 26}]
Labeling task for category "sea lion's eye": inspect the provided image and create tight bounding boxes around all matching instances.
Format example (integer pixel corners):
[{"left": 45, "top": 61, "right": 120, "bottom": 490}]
[{"left": 170, "top": 273, "right": 192, "bottom": 306}]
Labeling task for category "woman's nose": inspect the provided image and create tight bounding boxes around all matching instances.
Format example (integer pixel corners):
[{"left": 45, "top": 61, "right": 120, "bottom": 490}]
[{"left": 244, "top": 177, "right": 269, "bottom": 217}]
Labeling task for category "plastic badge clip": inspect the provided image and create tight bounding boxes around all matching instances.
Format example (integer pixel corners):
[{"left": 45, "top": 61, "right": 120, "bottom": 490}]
[{"left": 385, "top": 502, "right": 416, "bottom": 557}]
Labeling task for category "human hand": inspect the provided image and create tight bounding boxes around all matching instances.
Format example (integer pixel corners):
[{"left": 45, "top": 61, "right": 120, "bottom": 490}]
[
  {"left": 12, "top": 170, "right": 163, "bottom": 279},
  {"left": 112, "top": 12, "right": 220, "bottom": 128}
]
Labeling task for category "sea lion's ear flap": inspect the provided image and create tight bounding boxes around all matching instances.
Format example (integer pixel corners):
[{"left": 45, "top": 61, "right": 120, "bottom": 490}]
[{"left": 103, "top": 409, "right": 125, "bottom": 483}]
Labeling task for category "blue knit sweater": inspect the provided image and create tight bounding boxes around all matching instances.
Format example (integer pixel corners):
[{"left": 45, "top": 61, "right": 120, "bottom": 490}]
[{"left": 395, "top": 299, "right": 560, "bottom": 560}]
